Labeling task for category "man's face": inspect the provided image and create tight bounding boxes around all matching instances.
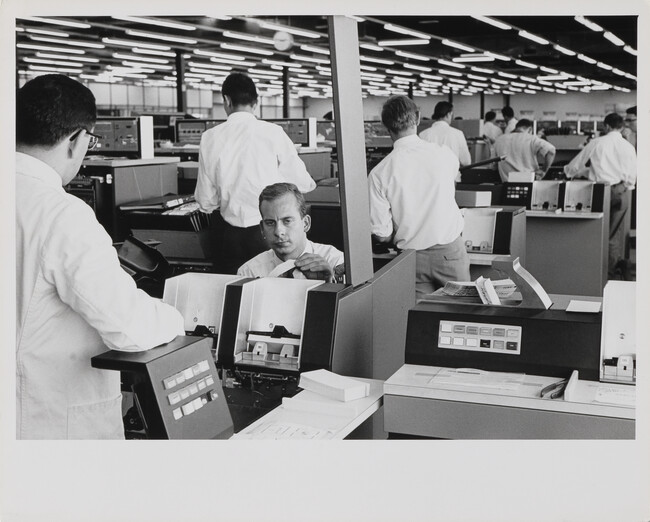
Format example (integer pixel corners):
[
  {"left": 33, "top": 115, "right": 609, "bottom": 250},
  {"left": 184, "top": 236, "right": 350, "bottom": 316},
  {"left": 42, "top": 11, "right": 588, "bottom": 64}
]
[
  {"left": 625, "top": 114, "right": 637, "bottom": 133},
  {"left": 260, "top": 193, "right": 310, "bottom": 261}
]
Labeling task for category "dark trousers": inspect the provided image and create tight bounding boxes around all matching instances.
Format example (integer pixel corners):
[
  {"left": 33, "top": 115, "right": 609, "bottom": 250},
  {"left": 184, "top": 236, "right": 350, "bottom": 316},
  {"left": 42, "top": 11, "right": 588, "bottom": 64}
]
[
  {"left": 608, "top": 183, "right": 630, "bottom": 277},
  {"left": 218, "top": 222, "right": 267, "bottom": 274}
]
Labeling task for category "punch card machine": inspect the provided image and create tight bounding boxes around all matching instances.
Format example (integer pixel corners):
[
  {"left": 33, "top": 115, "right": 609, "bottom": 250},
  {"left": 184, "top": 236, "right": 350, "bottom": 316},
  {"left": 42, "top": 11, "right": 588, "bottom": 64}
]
[
  {"left": 92, "top": 273, "right": 355, "bottom": 439},
  {"left": 384, "top": 280, "right": 636, "bottom": 439}
]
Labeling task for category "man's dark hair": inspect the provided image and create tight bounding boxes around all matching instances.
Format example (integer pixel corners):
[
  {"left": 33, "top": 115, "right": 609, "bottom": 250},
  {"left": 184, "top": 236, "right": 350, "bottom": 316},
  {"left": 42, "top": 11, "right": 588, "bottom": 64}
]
[
  {"left": 484, "top": 111, "right": 496, "bottom": 122},
  {"left": 259, "top": 182, "right": 307, "bottom": 218},
  {"left": 604, "top": 113, "right": 624, "bottom": 130},
  {"left": 502, "top": 106, "right": 515, "bottom": 119},
  {"left": 381, "top": 95, "right": 419, "bottom": 134},
  {"left": 16, "top": 74, "right": 96, "bottom": 147},
  {"left": 626, "top": 106, "right": 637, "bottom": 116},
  {"left": 515, "top": 119, "right": 533, "bottom": 130},
  {"left": 432, "top": 101, "right": 454, "bottom": 120},
  {"left": 222, "top": 72, "right": 258, "bottom": 106}
]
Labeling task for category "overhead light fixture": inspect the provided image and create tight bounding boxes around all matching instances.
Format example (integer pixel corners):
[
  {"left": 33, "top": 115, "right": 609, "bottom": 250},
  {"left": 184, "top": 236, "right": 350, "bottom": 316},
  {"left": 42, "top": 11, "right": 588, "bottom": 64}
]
[
  {"left": 537, "top": 74, "right": 570, "bottom": 81},
  {"left": 256, "top": 21, "right": 321, "bottom": 39},
  {"left": 222, "top": 31, "right": 274, "bottom": 45},
  {"left": 112, "top": 16, "right": 196, "bottom": 31},
  {"left": 210, "top": 57, "right": 255, "bottom": 67},
  {"left": 378, "top": 39, "right": 430, "bottom": 47},
  {"left": 596, "top": 61, "right": 613, "bottom": 70},
  {"left": 403, "top": 63, "right": 432, "bottom": 72},
  {"left": 421, "top": 73, "right": 443, "bottom": 81},
  {"left": 121, "top": 61, "right": 172, "bottom": 70},
  {"left": 438, "top": 69, "right": 463, "bottom": 77},
  {"left": 300, "top": 44, "right": 329, "bottom": 55},
  {"left": 577, "top": 53, "right": 597, "bottom": 64},
  {"left": 263, "top": 59, "right": 302, "bottom": 67},
  {"left": 395, "top": 50, "right": 429, "bottom": 61},
  {"left": 194, "top": 49, "right": 245, "bottom": 60},
  {"left": 624, "top": 72, "right": 637, "bottom": 80},
  {"left": 519, "top": 76, "right": 537, "bottom": 82},
  {"left": 511, "top": 81, "right": 526, "bottom": 88},
  {"left": 497, "top": 71, "right": 517, "bottom": 79},
  {"left": 470, "top": 81, "right": 489, "bottom": 87},
  {"left": 134, "top": 48, "right": 176, "bottom": 58},
  {"left": 102, "top": 37, "right": 171, "bottom": 50},
  {"left": 126, "top": 30, "right": 197, "bottom": 45},
  {"left": 35, "top": 52, "right": 99, "bottom": 63},
  {"left": 471, "top": 66, "right": 494, "bottom": 74},
  {"left": 574, "top": 15, "right": 603, "bottom": 32},
  {"left": 554, "top": 44, "right": 576, "bottom": 56},
  {"left": 19, "top": 16, "right": 91, "bottom": 29},
  {"left": 188, "top": 61, "right": 232, "bottom": 71},
  {"left": 441, "top": 39, "right": 475, "bottom": 52},
  {"left": 25, "top": 28, "right": 70, "bottom": 37},
  {"left": 539, "top": 66, "right": 559, "bottom": 74},
  {"left": 623, "top": 45, "right": 637, "bottom": 56},
  {"left": 29, "top": 36, "right": 105, "bottom": 49},
  {"left": 453, "top": 55, "right": 495, "bottom": 63},
  {"left": 471, "top": 16, "right": 512, "bottom": 30},
  {"left": 492, "top": 78, "right": 508, "bottom": 84},
  {"left": 360, "top": 55, "right": 394, "bottom": 65},
  {"left": 384, "top": 23, "right": 431, "bottom": 40},
  {"left": 359, "top": 42, "right": 383, "bottom": 51},
  {"left": 603, "top": 31, "right": 625, "bottom": 46},
  {"left": 360, "top": 65, "right": 377, "bottom": 72},
  {"left": 467, "top": 73, "right": 487, "bottom": 81},
  {"left": 289, "top": 54, "right": 329, "bottom": 64},
  {"left": 220, "top": 43, "right": 274, "bottom": 56},
  {"left": 113, "top": 52, "right": 169, "bottom": 64},
  {"left": 386, "top": 68, "right": 414, "bottom": 76},
  {"left": 518, "top": 31, "right": 549, "bottom": 45},
  {"left": 28, "top": 64, "right": 83, "bottom": 73},
  {"left": 23, "top": 57, "right": 85, "bottom": 68},
  {"left": 486, "top": 51, "right": 510, "bottom": 61},
  {"left": 438, "top": 59, "right": 465, "bottom": 69},
  {"left": 515, "top": 59, "right": 537, "bottom": 69},
  {"left": 17, "top": 43, "right": 85, "bottom": 54},
  {"left": 612, "top": 68, "right": 627, "bottom": 76}
]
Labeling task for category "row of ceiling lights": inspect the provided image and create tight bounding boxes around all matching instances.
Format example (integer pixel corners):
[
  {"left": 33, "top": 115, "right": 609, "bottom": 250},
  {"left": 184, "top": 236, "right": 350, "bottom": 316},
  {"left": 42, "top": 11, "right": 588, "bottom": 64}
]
[{"left": 16, "top": 15, "right": 636, "bottom": 98}]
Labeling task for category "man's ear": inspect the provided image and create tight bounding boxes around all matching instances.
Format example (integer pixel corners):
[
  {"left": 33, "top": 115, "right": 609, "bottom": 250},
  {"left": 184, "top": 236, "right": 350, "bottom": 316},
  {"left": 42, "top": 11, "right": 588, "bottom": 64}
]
[
  {"left": 68, "top": 131, "right": 86, "bottom": 159},
  {"left": 303, "top": 214, "right": 311, "bottom": 234}
]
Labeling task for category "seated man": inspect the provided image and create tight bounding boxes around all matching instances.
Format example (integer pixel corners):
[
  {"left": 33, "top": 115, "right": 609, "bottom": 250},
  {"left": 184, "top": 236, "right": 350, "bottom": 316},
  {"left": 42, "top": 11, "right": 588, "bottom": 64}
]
[{"left": 237, "top": 183, "right": 344, "bottom": 281}]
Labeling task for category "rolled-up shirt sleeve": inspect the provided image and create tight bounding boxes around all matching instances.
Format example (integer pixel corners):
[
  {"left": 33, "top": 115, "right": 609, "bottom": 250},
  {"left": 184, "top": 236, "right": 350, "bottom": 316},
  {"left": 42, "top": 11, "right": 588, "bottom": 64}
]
[
  {"left": 194, "top": 136, "right": 221, "bottom": 213},
  {"left": 44, "top": 202, "right": 184, "bottom": 352},
  {"left": 368, "top": 173, "right": 393, "bottom": 238},
  {"left": 563, "top": 141, "right": 593, "bottom": 179},
  {"left": 276, "top": 130, "right": 317, "bottom": 193}
]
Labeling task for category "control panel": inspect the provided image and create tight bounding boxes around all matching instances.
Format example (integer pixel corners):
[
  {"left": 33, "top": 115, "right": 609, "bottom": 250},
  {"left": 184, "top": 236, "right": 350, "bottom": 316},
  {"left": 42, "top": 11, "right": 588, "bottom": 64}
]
[
  {"left": 504, "top": 182, "right": 532, "bottom": 208},
  {"left": 438, "top": 320, "right": 522, "bottom": 355}
]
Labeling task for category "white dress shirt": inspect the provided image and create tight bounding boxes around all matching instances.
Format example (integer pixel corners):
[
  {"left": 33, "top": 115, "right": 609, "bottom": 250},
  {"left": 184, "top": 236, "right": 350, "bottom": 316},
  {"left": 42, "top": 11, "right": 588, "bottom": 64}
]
[
  {"left": 563, "top": 130, "right": 636, "bottom": 189},
  {"left": 494, "top": 131, "right": 556, "bottom": 182},
  {"left": 368, "top": 134, "right": 464, "bottom": 250},
  {"left": 419, "top": 120, "right": 471, "bottom": 166},
  {"left": 504, "top": 117, "right": 518, "bottom": 134},
  {"left": 237, "top": 240, "right": 344, "bottom": 278},
  {"left": 194, "top": 112, "right": 316, "bottom": 227},
  {"left": 16, "top": 152, "right": 184, "bottom": 439},
  {"left": 483, "top": 121, "right": 503, "bottom": 144}
]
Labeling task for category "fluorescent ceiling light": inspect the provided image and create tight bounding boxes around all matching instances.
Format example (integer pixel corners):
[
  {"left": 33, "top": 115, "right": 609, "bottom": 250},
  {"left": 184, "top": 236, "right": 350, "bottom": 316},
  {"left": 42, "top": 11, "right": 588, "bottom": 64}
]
[
  {"left": 438, "top": 69, "right": 463, "bottom": 77},
  {"left": 453, "top": 55, "right": 494, "bottom": 63},
  {"left": 611, "top": 68, "right": 626, "bottom": 76},
  {"left": 211, "top": 57, "right": 255, "bottom": 67},
  {"left": 263, "top": 59, "right": 301, "bottom": 67},
  {"left": 134, "top": 48, "right": 176, "bottom": 58},
  {"left": 248, "top": 68, "right": 283, "bottom": 76},
  {"left": 471, "top": 16, "right": 511, "bottom": 30},
  {"left": 300, "top": 44, "right": 329, "bottom": 55},
  {"left": 623, "top": 45, "right": 637, "bottom": 56},
  {"left": 30, "top": 36, "right": 105, "bottom": 49},
  {"left": 384, "top": 23, "right": 431, "bottom": 40},
  {"left": 603, "top": 31, "right": 625, "bottom": 46},
  {"left": 421, "top": 73, "right": 443, "bottom": 80},
  {"left": 467, "top": 74, "right": 487, "bottom": 81},
  {"left": 519, "top": 76, "right": 537, "bottom": 82},
  {"left": 448, "top": 78, "right": 467, "bottom": 84},
  {"left": 378, "top": 39, "right": 429, "bottom": 47},
  {"left": 577, "top": 53, "right": 597, "bottom": 64},
  {"left": 438, "top": 59, "right": 465, "bottom": 69},
  {"left": 471, "top": 81, "right": 488, "bottom": 87},
  {"left": 194, "top": 49, "right": 246, "bottom": 60},
  {"left": 518, "top": 31, "right": 549, "bottom": 45},
  {"left": 126, "top": 30, "right": 197, "bottom": 45},
  {"left": 574, "top": 16, "right": 603, "bottom": 32},
  {"left": 121, "top": 61, "right": 172, "bottom": 70},
  {"left": 19, "top": 16, "right": 91, "bottom": 29},
  {"left": 491, "top": 78, "right": 508, "bottom": 84},
  {"left": 395, "top": 50, "right": 429, "bottom": 61},
  {"left": 554, "top": 44, "right": 575, "bottom": 56},
  {"left": 28, "top": 64, "right": 82, "bottom": 73},
  {"left": 188, "top": 61, "right": 232, "bottom": 70},
  {"left": 361, "top": 72, "right": 386, "bottom": 79},
  {"left": 24, "top": 57, "right": 85, "bottom": 68},
  {"left": 112, "top": 16, "right": 196, "bottom": 31},
  {"left": 25, "top": 28, "right": 69, "bottom": 37},
  {"left": 386, "top": 69, "right": 413, "bottom": 76},
  {"left": 624, "top": 73, "right": 637, "bottom": 80},
  {"left": 486, "top": 51, "right": 510, "bottom": 61},
  {"left": 596, "top": 62, "right": 613, "bottom": 70},
  {"left": 360, "top": 55, "right": 394, "bottom": 65},
  {"left": 360, "top": 65, "right": 377, "bottom": 71},
  {"left": 497, "top": 71, "right": 517, "bottom": 79},
  {"left": 222, "top": 31, "right": 274, "bottom": 45},
  {"left": 359, "top": 42, "right": 383, "bottom": 51},
  {"left": 441, "top": 39, "right": 475, "bottom": 52},
  {"left": 36, "top": 52, "right": 99, "bottom": 63},
  {"left": 18, "top": 43, "right": 84, "bottom": 54},
  {"left": 403, "top": 63, "right": 432, "bottom": 72},
  {"left": 515, "top": 59, "right": 537, "bottom": 69},
  {"left": 113, "top": 52, "right": 169, "bottom": 64},
  {"left": 257, "top": 21, "right": 321, "bottom": 39},
  {"left": 537, "top": 74, "right": 570, "bottom": 81},
  {"left": 471, "top": 66, "right": 494, "bottom": 74},
  {"left": 511, "top": 81, "right": 526, "bottom": 88},
  {"left": 119, "top": 73, "right": 148, "bottom": 79},
  {"left": 220, "top": 43, "right": 273, "bottom": 56},
  {"left": 539, "top": 66, "right": 559, "bottom": 73},
  {"left": 289, "top": 54, "right": 329, "bottom": 64},
  {"left": 102, "top": 37, "right": 170, "bottom": 50}
]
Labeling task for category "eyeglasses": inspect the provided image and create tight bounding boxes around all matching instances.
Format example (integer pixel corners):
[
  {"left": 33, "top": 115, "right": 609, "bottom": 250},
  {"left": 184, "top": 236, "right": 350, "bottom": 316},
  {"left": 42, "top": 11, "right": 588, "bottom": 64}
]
[
  {"left": 624, "top": 118, "right": 636, "bottom": 123},
  {"left": 71, "top": 128, "right": 102, "bottom": 151}
]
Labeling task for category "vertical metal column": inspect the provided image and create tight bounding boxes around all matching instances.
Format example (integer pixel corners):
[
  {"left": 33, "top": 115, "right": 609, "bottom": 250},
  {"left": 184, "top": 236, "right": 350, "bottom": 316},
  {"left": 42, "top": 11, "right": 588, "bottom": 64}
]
[
  {"left": 282, "top": 68, "right": 290, "bottom": 118},
  {"left": 328, "top": 16, "right": 374, "bottom": 286},
  {"left": 175, "top": 51, "right": 187, "bottom": 113},
  {"left": 448, "top": 92, "right": 454, "bottom": 104},
  {"left": 480, "top": 91, "right": 485, "bottom": 118}
]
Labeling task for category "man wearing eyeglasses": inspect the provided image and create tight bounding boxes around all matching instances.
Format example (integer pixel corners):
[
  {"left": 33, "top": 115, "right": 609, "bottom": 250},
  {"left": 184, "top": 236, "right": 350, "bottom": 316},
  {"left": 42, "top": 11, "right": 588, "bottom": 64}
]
[
  {"left": 622, "top": 106, "right": 637, "bottom": 149},
  {"left": 16, "top": 75, "right": 184, "bottom": 439}
]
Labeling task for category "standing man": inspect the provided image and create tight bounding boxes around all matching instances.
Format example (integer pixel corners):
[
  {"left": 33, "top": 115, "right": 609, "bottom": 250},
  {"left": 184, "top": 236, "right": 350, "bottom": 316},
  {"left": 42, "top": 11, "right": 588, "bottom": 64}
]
[
  {"left": 494, "top": 119, "right": 556, "bottom": 182},
  {"left": 194, "top": 72, "right": 316, "bottom": 274},
  {"left": 16, "top": 75, "right": 184, "bottom": 439},
  {"left": 369, "top": 95, "right": 470, "bottom": 297},
  {"left": 419, "top": 101, "right": 471, "bottom": 167},
  {"left": 622, "top": 106, "right": 637, "bottom": 149},
  {"left": 237, "top": 183, "right": 344, "bottom": 281},
  {"left": 564, "top": 113, "right": 637, "bottom": 277},
  {"left": 482, "top": 110, "right": 503, "bottom": 162},
  {"left": 502, "top": 106, "right": 518, "bottom": 134}
]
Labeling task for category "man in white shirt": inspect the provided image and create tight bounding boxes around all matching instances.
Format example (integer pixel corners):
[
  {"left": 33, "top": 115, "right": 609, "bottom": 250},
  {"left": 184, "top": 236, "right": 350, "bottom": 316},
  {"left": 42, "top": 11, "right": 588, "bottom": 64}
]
[
  {"left": 368, "top": 95, "right": 470, "bottom": 297},
  {"left": 15, "top": 75, "right": 184, "bottom": 439},
  {"left": 482, "top": 111, "right": 503, "bottom": 167},
  {"left": 564, "top": 113, "right": 637, "bottom": 276},
  {"left": 238, "top": 183, "right": 344, "bottom": 281},
  {"left": 494, "top": 119, "right": 557, "bottom": 182},
  {"left": 622, "top": 106, "right": 637, "bottom": 149},
  {"left": 502, "top": 106, "right": 518, "bottom": 134},
  {"left": 194, "top": 72, "right": 316, "bottom": 274},
  {"left": 419, "top": 101, "right": 471, "bottom": 167}
]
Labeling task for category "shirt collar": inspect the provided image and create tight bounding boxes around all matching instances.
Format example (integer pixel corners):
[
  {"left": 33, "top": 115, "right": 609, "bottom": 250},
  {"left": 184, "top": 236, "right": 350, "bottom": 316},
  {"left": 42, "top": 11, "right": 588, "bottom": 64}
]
[
  {"left": 393, "top": 133, "right": 421, "bottom": 149},
  {"left": 227, "top": 111, "right": 256, "bottom": 122},
  {"left": 432, "top": 120, "right": 449, "bottom": 127},
  {"left": 16, "top": 152, "right": 64, "bottom": 189},
  {"left": 272, "top": 239, "right": 313, "bottom": 264}
]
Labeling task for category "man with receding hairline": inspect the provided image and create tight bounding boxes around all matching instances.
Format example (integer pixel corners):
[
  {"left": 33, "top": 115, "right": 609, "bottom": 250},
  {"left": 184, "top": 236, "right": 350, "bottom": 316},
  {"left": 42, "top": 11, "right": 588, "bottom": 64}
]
[{"left": 419, "top": 100, "right": 471, "bottom": 167}]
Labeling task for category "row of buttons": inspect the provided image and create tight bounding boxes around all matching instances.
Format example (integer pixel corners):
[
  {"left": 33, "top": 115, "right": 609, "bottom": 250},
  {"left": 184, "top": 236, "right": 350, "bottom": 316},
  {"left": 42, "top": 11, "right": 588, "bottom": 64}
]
[
  {"left": 438, "top": 320, "right": 522, "bottom": 355},
  {"left": 168, "top": 374, "right": 215, "bottom": 406},
  {"left": 441, "top": 324, "right": 518, "bottom": 338},
  {"left": 172, "top": 390, "right": 219, "bottom": 420},
  {"left": 440, "top": 336, "right": 518, "bottom": 350},
  {"left": 163, "top": 360, "right": 210, "bottom": 390}
]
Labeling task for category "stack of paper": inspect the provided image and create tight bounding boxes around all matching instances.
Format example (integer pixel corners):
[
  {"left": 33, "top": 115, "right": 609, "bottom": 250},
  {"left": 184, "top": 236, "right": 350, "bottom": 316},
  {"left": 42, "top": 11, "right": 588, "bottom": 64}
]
[
  {"left": 298, "top": 369, "right": 370, "bottom": 402},
  {"left": 282, "top": 391, "right": 368, "bottom": 416}
]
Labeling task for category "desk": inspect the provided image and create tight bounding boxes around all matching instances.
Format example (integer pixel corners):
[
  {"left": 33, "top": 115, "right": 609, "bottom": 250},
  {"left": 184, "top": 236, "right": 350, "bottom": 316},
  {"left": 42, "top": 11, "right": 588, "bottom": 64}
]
[
  {"left": 384, "top": 364, "right": 634, "bottom": 439},
  {"left": 232, "top": 378, "right": 383, "bottom": 439}
]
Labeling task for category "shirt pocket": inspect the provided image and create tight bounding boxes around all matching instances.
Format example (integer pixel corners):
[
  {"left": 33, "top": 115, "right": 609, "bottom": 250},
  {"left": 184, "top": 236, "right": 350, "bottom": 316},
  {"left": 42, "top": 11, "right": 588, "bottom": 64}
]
[{"left": 67, "top": 394, "right": 124, "bottom": 440}]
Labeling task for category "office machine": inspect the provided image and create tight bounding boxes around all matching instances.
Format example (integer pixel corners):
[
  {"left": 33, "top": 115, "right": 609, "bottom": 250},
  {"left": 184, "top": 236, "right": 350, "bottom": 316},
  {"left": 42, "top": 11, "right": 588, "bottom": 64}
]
[
  {"left": 461, "top": 206, "right": 525, "bottom": 257},
  {"left": 563, "top": 180, "right": 595, "bottom": 212},
  {"left": 531, "top": 180, "right": 563, "bottom": 211},
  {"left": 175, "top": 119, "right": 225, "bottom": 144},
  {"left": 91, "top": 336, "right": 233, "bottom": 439},
  {"left": 455, "top": 190, "right": 492, "bottom": 208},
  {"left": 600, "top": 281, "right": 636, "bottom": 384},
  {"left": 88, "top": 116, "right": 154, "bottom": 159},
  {"left": 267, "top": 118, "right": 317, "bottom": 148}
]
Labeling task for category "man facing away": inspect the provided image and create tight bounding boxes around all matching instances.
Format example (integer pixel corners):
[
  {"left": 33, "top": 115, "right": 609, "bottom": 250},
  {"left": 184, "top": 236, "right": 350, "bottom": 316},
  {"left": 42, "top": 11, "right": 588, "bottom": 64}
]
[
  {"left": 418, "top": 101, "right": 471, "bottom": 167},
  {"left": 238, "top": 183, "right": 345, "bottom": 282},
  {"left": 368, "top": 95, "right": 470, "bottom": 298},
  {"left": 194, "top": 72, "right": 316, "bottom": 274},
  {"left": 482, "top": 110, "right": 503, "bottom": 164},
  {"left": 563, "top": 113, "right": 637, "bottom": 277},
  {"left": 16, "top": 74, "right": 184, "bottom": 439},
  {"left": 502, "top": 106, "right": 518, "bottom": 134},
  {"left": 494, "top": 119, "right": 556, "bottom": 182}
]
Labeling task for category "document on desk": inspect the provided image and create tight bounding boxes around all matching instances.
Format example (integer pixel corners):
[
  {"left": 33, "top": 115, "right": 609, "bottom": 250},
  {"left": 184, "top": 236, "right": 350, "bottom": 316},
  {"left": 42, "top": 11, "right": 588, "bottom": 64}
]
[
  {"left": 594, "top": 385, "right": 635, "bottom": 407},
  {"left": 236, "top": 421, "right": 334, "bottom": 440},
  {"left": 430, "top": 368, "right": 526, "bottom": 391}
]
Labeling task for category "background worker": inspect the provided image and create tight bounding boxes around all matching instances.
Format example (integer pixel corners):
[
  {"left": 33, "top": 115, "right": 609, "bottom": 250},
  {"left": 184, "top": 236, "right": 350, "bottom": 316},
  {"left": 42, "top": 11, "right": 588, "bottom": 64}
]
[
  {"left": 419, "top": 101, "right": 471, "bottom": 167},
  {"left": 238, "top": 183, "right": 344, "bottom": 281},
  {"left": 15, "top": 74, "right": 184, "bottom": 440},
  {"left": 194, "top": 72, "right": 316, "bottom": 274},
  {"left": 564, "top": 113, "right": 637, "bottom": 278},
  {"left": 494, "top": 119, "right": 556, "bottom": 182},
  {"left": 502, "top": 105, "right": 518, "bottom": 134},
  {"left": 369, "top": 95, "right": 470, "bottom": 297},
  {"left": 622, "top": 105, "right": 637, "bottom": 149},
  {"left": 482, "top": 110, "right": 503, "bottom": 163}
]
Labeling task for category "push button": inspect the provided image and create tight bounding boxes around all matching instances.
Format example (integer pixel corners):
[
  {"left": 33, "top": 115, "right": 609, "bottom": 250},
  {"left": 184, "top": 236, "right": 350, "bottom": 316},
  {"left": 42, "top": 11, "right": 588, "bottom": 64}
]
[
  {"left": 492, "top": 328, "right": 505, "bottom": 337},
  {"left": 466, "top": 338, "right": 478, "bottom": 347},
  {"left": 466, "top": 326, "right": 478, "bottom": 335},
  {"left": 453, "top": 325, "right": 466, "bottom": 334},
  {"left": 163, "top": 377, "right": 177, "bottom": 390},
  {"left": 493, "top": 340, "right": 505, "bottom": 350},
  {"left": 506, "top": 342, "right": 518, "bottom": 351},
  {"left": 172, "top": 408, "right": 183, "bottom": 420},
  {"left": 440, "top": 336, "right": 451, "bottom": 345},
  {"left": 507, "top": 329, "right": 519, "bottom": 338},
  {"left": 479, "top": 327, "right": 492, "bottom": 336},
  {"left": 453, "top": 337, "right": 464, "bottom": 346},
  {"left": 480, "top": 339, "right": 491, "bottom": 348},
  {"left": 440, "top": 323, "right": 453, "bottom": 333}
]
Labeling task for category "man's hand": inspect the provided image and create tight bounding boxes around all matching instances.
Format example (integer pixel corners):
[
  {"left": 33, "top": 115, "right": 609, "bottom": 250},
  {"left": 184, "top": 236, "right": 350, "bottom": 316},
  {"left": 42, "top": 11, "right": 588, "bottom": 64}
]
[{"left": 294, "top": 253, "right": 334, "bottom": 281}]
